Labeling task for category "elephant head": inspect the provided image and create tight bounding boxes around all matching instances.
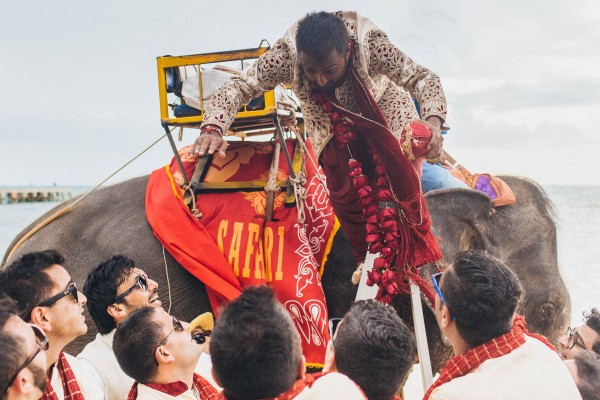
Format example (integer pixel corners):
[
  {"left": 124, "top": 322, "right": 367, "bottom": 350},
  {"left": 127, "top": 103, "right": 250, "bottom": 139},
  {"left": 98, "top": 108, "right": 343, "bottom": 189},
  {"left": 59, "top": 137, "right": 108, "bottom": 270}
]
[{"left": 424, "top": 177, "right": 570, "bottom": 345}]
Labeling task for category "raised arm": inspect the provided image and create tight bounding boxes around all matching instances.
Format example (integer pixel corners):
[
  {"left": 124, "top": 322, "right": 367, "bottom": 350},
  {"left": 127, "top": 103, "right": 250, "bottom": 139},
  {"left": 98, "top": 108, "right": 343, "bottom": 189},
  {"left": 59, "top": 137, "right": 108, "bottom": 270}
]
[
  {"left": 192, "top": 39, "right": 294, "bottom": 157},
  {"left": 367, "top": 29, "right": 448, "bottom": 124}
]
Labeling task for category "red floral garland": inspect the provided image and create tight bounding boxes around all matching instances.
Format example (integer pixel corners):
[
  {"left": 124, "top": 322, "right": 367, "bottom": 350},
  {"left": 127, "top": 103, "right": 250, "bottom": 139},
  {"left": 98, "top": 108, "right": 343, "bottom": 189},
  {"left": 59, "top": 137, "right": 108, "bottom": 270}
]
[{"left": 314, "top": 91, "right": 432, "bottom": 303}]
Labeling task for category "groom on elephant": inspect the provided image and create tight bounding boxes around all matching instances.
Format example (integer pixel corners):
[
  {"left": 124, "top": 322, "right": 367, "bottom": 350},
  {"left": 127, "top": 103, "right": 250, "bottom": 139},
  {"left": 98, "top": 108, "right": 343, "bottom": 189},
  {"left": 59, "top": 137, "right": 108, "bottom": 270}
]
[{"left": 192, "top": 10, "right": 455, "bottom": 302}]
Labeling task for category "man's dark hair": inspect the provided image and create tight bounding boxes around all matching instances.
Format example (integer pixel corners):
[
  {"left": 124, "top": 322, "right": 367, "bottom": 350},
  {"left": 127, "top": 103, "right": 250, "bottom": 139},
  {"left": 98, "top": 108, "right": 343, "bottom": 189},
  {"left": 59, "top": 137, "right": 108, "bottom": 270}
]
[
  {"left": 113, "top": 306, "right": 164, "bottom": 383},
  {"left": 210, "top": 285, "right": 301, "bottom": 400},
  {"left": 0, "top": 295, "right": 17, "bottom": 331},
  {"left": 0, "top": 332, "right": 25, "bottom": 397},
  {"left": 443, "top": 250, "right": 523, "bottom": 347},
  {"left": 0, "top": 250, "right": 64, "bottom": 321},
  {"left": 83, "top": 256, "right": 135, "bottom": 334},
  {"left": 296, "top": 11, "right": 349, "bottom": 59},
  {"left": 573, "top": 350, "right": 600, "bottom": 400},
  {"left": 0, "top": 296, "right": 21, "bottom": 397},
  {"left": 334, "top": 300, "right": 416, "bottom": 400},
  {"left": 584, "top": 308, "right": 600, "bottom": 355}
]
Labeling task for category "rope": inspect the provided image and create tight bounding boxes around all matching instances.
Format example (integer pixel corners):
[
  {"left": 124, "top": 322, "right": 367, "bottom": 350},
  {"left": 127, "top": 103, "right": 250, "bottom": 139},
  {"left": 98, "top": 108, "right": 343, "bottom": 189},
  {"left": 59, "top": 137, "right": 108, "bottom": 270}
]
[
  {"left": 290, "top": 170, "right": 307, "bottom": 224},
  {"left": 265, "top": 141, "right": 281, "bottom": 194},
  {"left": 162, "top": 245, "right": 173, "bottom": 314},
  {"left": 5, "top": 132, "right": 170, "bottom": 262},
  {"left": 182, "top": 182, "right": 203, "bottom": 220},
  {"left": 291, "top": 128, "right": 330, "bottom": 197}
]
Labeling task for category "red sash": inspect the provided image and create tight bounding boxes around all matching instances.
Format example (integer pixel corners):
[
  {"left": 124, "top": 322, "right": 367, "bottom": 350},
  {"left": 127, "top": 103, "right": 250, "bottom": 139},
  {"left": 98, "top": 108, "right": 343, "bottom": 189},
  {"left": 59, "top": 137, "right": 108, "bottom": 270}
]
[
  {"left": 127, "top": 373, "right": 219, "bottom": 399},
  {"left": 315, "top": 43, "right": 441, "bottom": 302},
  {"left": 40, "top": 352, "right": 84, "bottom": 400},
  {"left": 422, "top": 315, "right": 555, "bottom": 400}
]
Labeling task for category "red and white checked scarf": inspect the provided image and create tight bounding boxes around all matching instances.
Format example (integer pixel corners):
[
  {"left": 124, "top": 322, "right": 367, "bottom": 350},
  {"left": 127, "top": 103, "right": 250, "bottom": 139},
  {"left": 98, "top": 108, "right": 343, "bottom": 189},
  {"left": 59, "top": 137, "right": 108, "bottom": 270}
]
[
  {"left": 40, "top": 352, "right": 84, "bottom": 400},
  {"left": 422, "top": 315, "right": 555, "bottom": 400},
  {"left": 127, "top": 373, "right": 219, "bottom": 399},
  {"left": 217, "top": 372, "right": 324, "bottom": 400}
]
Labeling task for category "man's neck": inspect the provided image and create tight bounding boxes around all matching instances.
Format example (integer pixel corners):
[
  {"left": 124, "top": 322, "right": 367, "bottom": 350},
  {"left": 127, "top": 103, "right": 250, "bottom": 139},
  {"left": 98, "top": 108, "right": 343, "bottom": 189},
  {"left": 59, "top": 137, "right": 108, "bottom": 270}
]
[
  {"left": 45, "top": 335, "right": 71, "bottom": 373},
  {"left": 446, "top": 328, "right": 470, "bottom": 356},
  {"left": 152, "top": 364, "right": 195, "bottom": 389}
]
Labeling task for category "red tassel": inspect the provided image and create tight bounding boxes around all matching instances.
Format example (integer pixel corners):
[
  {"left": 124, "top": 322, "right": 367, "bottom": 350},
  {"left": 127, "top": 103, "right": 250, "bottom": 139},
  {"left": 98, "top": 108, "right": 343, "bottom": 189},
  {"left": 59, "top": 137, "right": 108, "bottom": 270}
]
[
  {"left": 363, "top": 205, "right": 378, "bottom": 216},
  {"left": 349, "top": 167, "right": 363, "bottom": 177},
  {"left": 356, "top": 186, "right": 372, "bottom": 198},
  {"left": 352, "top": 175, "right": 368, "bottom": 188},
  {"left": 365, "top": 223, "right": 380, "bottom": 234},
  {"left": 369, "top": 242, "right": 384, "bottom": 252},
  {"left": 377, "top": 190, "right": 393, "bottom": 201},
  {"left": 348, "top": 159, "right": 361, "bottom": 169},
  {"left": 365, "top": 233, "right": 382, "bottom": 243}
]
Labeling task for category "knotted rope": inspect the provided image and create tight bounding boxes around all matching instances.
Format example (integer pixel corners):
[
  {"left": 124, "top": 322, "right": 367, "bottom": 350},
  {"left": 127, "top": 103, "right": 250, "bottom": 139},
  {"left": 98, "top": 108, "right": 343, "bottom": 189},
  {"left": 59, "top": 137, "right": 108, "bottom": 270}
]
[{"left": 265, "top": 141, "right": 282, "bottom": 196}]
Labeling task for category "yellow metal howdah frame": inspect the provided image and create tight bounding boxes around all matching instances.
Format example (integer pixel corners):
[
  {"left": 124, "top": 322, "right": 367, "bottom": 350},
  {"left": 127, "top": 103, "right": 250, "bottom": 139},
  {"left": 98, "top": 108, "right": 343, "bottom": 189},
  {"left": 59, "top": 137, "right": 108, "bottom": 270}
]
[{"left": 156, "top": 46, "right": 277, "bottom": 128}]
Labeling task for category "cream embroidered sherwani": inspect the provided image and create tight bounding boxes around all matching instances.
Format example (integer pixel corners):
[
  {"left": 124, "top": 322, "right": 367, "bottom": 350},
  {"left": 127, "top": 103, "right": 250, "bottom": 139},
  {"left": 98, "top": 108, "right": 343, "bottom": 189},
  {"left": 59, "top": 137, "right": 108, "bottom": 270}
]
[{"left": 200, "top": 11, "right": 448, "bottom": 161}]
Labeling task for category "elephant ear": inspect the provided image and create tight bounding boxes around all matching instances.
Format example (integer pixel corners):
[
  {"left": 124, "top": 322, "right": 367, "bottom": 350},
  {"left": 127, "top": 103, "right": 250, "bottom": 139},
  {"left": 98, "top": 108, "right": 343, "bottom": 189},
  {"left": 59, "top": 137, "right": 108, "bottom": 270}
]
[{"left": 425, "top": 188, "right": 493, "bottom": 257}]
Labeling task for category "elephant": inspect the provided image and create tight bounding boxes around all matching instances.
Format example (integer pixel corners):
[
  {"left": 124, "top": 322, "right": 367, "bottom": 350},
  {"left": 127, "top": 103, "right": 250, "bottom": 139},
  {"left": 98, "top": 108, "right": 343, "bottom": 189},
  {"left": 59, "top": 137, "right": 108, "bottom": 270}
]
[{"left": 1, "top": 172, "right": 569, "bottom": 373}]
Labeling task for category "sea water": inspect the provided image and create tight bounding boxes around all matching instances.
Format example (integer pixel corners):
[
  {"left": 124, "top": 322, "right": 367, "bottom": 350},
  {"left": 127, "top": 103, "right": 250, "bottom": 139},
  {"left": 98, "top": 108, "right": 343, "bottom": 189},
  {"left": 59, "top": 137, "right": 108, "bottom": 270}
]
[{"left": 0, "top": 185, "right": 598, "bottom": 326}]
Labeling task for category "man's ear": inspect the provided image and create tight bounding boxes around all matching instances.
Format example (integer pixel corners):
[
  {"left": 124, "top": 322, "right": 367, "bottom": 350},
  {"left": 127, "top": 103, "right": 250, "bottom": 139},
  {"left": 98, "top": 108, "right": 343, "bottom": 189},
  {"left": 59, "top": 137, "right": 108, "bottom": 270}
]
[
  {"left": 30, "top": 307, "right": 51, "bottom": 332},
  {"left": 323, "top": 340, "right": 337, "bottom": 373},
  {"left": 13, "top": 368, "right": 35, "bottom": 395},
  {"left": 107, "top": 303, "right": 128, "bottom": 322},
  {"left": 297, "top": 355, "right": 306, "bottom": 380},
  {"left": 440, "top": 304, "right": 453, "bottom": 329},
  {"left": 155, "top": 345, "right": 174, "bottom": 366}
]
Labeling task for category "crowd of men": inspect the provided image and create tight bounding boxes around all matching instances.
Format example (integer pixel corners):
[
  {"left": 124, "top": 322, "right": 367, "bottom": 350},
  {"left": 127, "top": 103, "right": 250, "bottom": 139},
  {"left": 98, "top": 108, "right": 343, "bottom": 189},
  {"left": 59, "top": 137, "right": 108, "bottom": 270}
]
[{"left": 0, "top": 248, "right": 598, "bottom": 399}]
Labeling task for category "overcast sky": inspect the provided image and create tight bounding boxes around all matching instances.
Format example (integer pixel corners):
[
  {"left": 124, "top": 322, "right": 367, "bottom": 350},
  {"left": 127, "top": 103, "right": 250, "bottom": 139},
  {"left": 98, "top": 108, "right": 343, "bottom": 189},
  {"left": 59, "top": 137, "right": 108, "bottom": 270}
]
[{"left": 1, "top": 0, "right": 598, "bottom": 186}]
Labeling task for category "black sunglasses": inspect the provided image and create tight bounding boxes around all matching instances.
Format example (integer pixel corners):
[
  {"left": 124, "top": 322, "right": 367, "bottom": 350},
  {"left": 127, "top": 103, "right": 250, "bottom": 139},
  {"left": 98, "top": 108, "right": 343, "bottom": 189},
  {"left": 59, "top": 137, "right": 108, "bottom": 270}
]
[
  {"left": 191, "top": 329, "right": 211, "bottom": 345},
  {"left": 162, "top": 316, "right": 185, "bottom": 344},
  {"left": 4, "top": 324, "right": 49, "bottom": 393},
  {"left": 38, "top": 282, "right": 78, "bottom": 307},
  {"left": 566, "top": 327, "right": 586, "bottom": 350},
  {"left": 114, "top": 274, "right": 148, "bottom": 303}
]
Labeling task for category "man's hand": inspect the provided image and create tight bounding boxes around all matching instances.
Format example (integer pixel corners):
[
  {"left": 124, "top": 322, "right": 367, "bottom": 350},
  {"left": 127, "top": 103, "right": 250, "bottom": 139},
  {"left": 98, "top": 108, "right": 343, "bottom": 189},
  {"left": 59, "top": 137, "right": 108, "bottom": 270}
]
[
  {"left": 191, "top": 129, "right": 229, "bottom": 158},
  {"left": 423, "top": 116, "right": 444, "bottom": 161}
]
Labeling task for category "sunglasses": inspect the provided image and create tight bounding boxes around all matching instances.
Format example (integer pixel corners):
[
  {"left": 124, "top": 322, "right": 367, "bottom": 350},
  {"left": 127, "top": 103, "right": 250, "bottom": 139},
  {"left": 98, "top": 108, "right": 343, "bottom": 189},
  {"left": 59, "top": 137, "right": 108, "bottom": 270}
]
[
  {"left": 114, "top": 274, "right": 148, "bottom": 303},
  {"left": 566, "top": 327, "right": 586, "bottom": 350},
  {"left": 432, "top": 272, "right": 455, "bottom": 321},
  {"left": 4, "top": 324, "right": 49, "bottom": 393},
  {"left": 162, "top": 316, "right": 185, "bottom": 345},
  {"left": 191, "top": 329, "right": 211, "bottom": 345},
  {"left": 38, "top": 282, "right": 79, "bottom": 307}
]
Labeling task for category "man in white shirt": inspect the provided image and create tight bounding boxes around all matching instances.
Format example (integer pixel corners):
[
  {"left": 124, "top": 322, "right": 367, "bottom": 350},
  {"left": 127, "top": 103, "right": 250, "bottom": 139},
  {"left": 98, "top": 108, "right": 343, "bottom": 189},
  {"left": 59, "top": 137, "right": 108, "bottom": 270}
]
[
  {"left": 113, "top": 307, "right": 218, "bottom": 399},
  {"left": 0, "top": 250, "right": 104, "bottom": 400},
  {"left": 0, "top": 295, "right": 48, "bottom": 400},
  {"left": 78, "top": 255, "right": 215, "bottom": 400},
  {"left": 210, "top": 285, "right": 365, "bottom": 400},
  {"left": 558, "top": 308, "right": 600, "bottom": 360},
  {"left": 323, "top": 300, "right": 415, "bottom": 400},
  {"left": 424, "top": 250, "right": 581, "bottom": 400}
]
